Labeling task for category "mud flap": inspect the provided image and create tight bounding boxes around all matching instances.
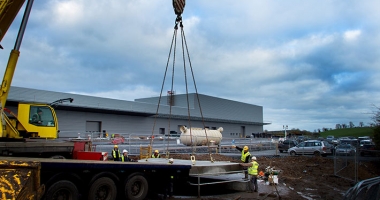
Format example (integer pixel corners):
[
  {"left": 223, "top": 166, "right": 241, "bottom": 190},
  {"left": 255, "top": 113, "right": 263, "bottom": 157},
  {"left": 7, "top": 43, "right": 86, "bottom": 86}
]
[{"left": 0, "top": 159, "right": 45, "bottom": 200}]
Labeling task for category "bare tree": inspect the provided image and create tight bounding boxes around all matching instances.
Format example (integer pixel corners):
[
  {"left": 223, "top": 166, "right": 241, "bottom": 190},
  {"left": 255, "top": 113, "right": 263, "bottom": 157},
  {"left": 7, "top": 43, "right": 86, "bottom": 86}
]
[{"left": 359, "top": 122, "right": 364, "bottom": 127}]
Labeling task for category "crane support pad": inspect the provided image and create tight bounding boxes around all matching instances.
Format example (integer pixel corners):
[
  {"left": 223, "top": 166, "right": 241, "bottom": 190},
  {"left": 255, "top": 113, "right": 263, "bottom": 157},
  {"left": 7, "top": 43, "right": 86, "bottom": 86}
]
[{"left": 0, "top": 160, "right": 44, "bottom": 200}]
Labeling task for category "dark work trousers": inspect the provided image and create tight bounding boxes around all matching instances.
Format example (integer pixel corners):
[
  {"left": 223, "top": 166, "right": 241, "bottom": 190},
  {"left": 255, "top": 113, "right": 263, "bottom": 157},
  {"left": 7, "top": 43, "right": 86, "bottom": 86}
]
[
  {"left": 243, "top": 167, "right": 248, "bottom": 178},
  {"left": 249, "top": 175, "right": 258, "bottom": 192}
]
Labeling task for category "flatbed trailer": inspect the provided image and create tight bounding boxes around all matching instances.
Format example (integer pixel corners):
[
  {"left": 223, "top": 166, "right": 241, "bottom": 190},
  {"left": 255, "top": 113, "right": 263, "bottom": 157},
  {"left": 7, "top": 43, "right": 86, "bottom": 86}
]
[
  {"left": 0, "top": 141, "right": 76, "bottom": 158},
  {"left": 0, "top": 139, "right": 98, "bottom": 159},
  {"left": 0, "top": 156, "right": 192, "bottom": 200}
]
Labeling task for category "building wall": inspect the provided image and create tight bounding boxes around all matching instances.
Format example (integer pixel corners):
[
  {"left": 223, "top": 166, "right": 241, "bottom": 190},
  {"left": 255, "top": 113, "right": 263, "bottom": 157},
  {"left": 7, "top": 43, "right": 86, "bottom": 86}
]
[
  {"left": 6, "top": 87, "right": 265, "bottom": 139},
  {"left": 55, "top": 110, "right": 263, "bottom": 138},
  {"left": 137, "top": 93, "right": 264, "bottom": 123}
]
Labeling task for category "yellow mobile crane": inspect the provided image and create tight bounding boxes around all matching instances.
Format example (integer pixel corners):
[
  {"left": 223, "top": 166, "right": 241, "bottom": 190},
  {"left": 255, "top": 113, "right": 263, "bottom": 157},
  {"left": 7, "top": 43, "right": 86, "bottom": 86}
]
[{"left": 0, "top": 0, "right": 66, "bottom": 139}]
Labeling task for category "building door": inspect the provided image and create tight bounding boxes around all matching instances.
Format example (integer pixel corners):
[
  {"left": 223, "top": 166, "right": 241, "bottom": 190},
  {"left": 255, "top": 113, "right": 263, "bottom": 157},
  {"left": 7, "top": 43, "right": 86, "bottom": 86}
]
[
  {"left": 241, "top": 126, "right": 246, "bottom": 138},
  {"left": 86, "top": 121, "right": 101, "bottom": 132},
  {"left": 159, "top": 128, "right": 165, "bottom": 135}
]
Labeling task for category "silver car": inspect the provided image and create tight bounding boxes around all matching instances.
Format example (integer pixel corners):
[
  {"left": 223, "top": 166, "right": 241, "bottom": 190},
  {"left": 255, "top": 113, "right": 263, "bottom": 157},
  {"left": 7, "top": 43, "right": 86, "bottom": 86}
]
[
  {"left": 335, "top": 144, "right": 356, "bottom": 156},
  {"left": 288, "top": 140, "right": 332, "bottom": 157}
]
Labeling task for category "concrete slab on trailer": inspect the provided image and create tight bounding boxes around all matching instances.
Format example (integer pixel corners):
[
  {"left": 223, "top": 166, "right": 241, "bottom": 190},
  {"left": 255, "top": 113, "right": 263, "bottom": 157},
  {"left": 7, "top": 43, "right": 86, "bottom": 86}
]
[{"left": 138, "top": 158, "right": 242, "bottom": 175}]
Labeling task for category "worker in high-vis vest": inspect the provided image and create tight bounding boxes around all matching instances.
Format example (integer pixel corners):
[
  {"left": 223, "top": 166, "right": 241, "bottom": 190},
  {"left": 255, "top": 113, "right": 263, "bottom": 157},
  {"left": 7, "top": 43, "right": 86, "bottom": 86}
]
[
  {"left": 151, "top": 150, "right": 161, "bottom": 158},
  {"left": 121, "top": 149, "right": 137, "bottom": 162},
  {"left": 232, "top": 145, "right": 251, "bottom": 179},
  {"left": 112, "top": 145, "right": 120, "bottom": 161},
  {"left": 240, "top": 156, "right": 259, "bottom": 192}
]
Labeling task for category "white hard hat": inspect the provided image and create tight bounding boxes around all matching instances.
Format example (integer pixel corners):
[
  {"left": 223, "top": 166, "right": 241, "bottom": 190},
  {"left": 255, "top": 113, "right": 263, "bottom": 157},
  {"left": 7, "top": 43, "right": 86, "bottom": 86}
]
[
  {"left": 252, "top": 156, "right": 257, "bottom": 160},
  {"left": 123, "top": 149, "right": 128, "bottom": 153}
]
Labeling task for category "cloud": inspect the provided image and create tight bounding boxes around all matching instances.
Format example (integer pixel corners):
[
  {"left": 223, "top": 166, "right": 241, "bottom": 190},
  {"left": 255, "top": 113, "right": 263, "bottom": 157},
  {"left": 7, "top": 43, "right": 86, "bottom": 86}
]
[
  {"left": 344, "top": 30, "right": 361, "bottom": 41},
  {"left": 1, "top": 0, "right": 379, "bottom": 132}
]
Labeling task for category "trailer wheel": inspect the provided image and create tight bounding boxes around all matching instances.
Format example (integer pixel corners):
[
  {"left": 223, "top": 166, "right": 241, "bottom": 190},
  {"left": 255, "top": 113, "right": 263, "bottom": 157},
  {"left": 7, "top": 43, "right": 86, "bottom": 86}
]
[
  {"left": 125, "top": 174, "right": 148, "bottom": 200},
  {"left": 88, "top": 177, "right": 117, "bottom": 200},
  {"left": 45, "top": 180, "right": 78, "bottom": 200}
]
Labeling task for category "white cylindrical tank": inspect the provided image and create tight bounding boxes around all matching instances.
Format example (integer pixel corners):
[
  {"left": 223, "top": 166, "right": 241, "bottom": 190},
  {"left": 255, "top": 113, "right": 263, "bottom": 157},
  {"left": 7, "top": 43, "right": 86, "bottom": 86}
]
[{"left": 179, "top": 126, "right": 223, "bottom": 146}]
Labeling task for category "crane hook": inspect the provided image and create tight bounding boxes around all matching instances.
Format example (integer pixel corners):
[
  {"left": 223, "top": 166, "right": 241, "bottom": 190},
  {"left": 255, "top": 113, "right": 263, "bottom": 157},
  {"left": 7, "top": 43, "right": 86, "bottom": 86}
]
[{"left": 172, "top": 0, "right": 185, "bottom": 16}]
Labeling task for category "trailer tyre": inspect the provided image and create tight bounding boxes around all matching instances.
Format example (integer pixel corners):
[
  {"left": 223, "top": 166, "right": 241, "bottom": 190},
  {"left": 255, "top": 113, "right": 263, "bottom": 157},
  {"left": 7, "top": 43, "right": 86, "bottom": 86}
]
[
  {"left": 88, "top": 177, "right": 117, "bottom": 200},
  {"left": 45, "top": 180, "right": 79, "bottom": 200},
  {"left": 125, "top": 174, "right": 148, "bottom": 200}
]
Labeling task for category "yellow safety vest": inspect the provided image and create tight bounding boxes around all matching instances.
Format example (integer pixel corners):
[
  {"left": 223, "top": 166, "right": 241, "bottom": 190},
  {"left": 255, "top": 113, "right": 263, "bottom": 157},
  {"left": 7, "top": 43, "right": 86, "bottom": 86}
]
[
  {"left": 241, "top": 151, "right": 251, "bottom": 162},
  {"left": 248, "top": 161, "right": 259, "bottom": 175},
  {"left": 151, "top": 154, "right": 160, "bottom": 158},
  {"left": 121, "top": 155, "right": 128, "bottom": 162},
  {"left": 112, "top": 150, "right": 120, "bottom": 158}
]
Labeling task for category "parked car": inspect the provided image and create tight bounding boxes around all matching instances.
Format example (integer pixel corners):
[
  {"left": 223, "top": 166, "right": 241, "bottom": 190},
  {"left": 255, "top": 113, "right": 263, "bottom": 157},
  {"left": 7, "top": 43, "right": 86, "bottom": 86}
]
[
  {"left": 359, "top": 140, "right": 373, "bottom": 147},
  {"left": 278, "top": 140, "right": 298, "bottom": 153},
  {"left": 359, "top": 144, "right": 377, "bottom": 157},
  {"left": 297, "top": 136, "right": 305, "bottom": 142},
  {"left": 288, "top": 140, "right": 332, "bottom": 157},
  {"left": 326, "top": 135, "right": 334, "bottom": 140},
  {"left": 358, "top": 136, "right": 371, "bottom": 141},
  {"left": 326, "top": 135, "right": 335, "bottom": 143},
  {"left": 331, "top": 138, "right": 339, "bottom": 145},
  {"left": 335, "top": 144, "right": 356, "bottom": 156}
]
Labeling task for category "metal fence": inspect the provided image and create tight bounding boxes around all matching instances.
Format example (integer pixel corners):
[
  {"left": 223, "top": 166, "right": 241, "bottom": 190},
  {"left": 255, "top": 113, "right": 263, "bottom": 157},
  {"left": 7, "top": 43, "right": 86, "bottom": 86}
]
[
  {"left": 334, "top": 149, "right": 358, "bottom": 182},
  {"left": 87, "top": 134, "right": 277, "bottom": 157},
  {"left": 334, "top": 145, "right": 380, "bottom": 183}
]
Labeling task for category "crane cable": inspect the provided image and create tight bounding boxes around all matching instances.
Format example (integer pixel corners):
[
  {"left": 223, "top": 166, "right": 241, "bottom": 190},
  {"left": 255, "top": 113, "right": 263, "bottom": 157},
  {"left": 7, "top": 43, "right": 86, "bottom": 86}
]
[
  {"left": 148, "top": 16, "right": 179, "bottom": 161},
  {"left": 149, "top": 0, "right": 215, "bottom": 163},
  {"left": 149, "top": 0, "right": 185, "bottom": 160},
  {"left": 179, "top": 18, "right": 214, "bottom": 163},
  {"left": 173, "top": 0, "right": 214, "bottom": 162}
]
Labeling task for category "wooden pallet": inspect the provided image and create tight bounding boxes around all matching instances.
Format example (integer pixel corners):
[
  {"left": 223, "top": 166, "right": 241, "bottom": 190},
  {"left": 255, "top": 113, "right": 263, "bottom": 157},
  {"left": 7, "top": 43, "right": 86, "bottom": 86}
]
[{"left": 139, "top": 146, "right": 152, "bottom": 159}]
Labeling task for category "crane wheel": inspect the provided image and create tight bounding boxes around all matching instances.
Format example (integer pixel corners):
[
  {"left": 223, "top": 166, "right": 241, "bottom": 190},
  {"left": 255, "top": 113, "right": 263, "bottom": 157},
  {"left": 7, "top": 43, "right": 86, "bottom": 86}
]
[
  {"left": 125, "top": 173, "right": 148, "bottom": 200},
  {"left": 45, "top": 180, "right": 79, "bottom": 200},
  {"left": 88, "top": 177, "right": 117, "bottom": 200}
]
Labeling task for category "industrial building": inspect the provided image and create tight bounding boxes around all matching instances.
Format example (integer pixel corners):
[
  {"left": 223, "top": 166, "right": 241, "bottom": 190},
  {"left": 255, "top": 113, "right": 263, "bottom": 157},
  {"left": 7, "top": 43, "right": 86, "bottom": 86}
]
[{"left": 6, "top": 86, "right": 269, "bottom": 138}]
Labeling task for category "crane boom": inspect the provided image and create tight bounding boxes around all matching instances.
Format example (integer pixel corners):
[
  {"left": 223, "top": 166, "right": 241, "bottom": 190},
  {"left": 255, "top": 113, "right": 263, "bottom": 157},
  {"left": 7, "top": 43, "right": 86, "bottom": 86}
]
[
  {"left": 0, "top": 0, "right": 55, "bottom": 140},
  {"left": 0, "top": 0, "right": 25, "bottom": 44}
]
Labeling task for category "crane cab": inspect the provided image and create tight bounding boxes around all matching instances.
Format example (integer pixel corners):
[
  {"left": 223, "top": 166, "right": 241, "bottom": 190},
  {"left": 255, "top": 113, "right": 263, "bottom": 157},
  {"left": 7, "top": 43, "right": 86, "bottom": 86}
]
[{"left": 6, "top": 103, "right": 59, "bottom": 139}]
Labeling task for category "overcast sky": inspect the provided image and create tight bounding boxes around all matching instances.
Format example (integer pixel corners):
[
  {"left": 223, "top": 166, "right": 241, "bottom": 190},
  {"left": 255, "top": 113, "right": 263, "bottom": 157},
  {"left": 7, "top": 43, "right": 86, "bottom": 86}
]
[{"left": 1, "top": 0, "right": 379, "bottom": 132}]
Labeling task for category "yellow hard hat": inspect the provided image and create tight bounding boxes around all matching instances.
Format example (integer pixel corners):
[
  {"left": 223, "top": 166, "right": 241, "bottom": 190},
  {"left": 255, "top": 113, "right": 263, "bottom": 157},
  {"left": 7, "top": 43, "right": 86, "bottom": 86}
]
[
  {"left": 243, "top": 146, "right": 249, "bottom": 151},
  {"left": 114, "top": 145, "right": 118, "bottom": 148},
  {"left": 154, "top": 150, "right": 159, "bottom": 153}
]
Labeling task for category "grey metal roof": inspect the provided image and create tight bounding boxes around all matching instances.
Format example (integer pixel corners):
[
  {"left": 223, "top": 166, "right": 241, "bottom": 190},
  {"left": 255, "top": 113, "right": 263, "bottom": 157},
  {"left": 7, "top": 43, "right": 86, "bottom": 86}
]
[{"left": 7, "top": 86, "right": 268, "bottom": 125}]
